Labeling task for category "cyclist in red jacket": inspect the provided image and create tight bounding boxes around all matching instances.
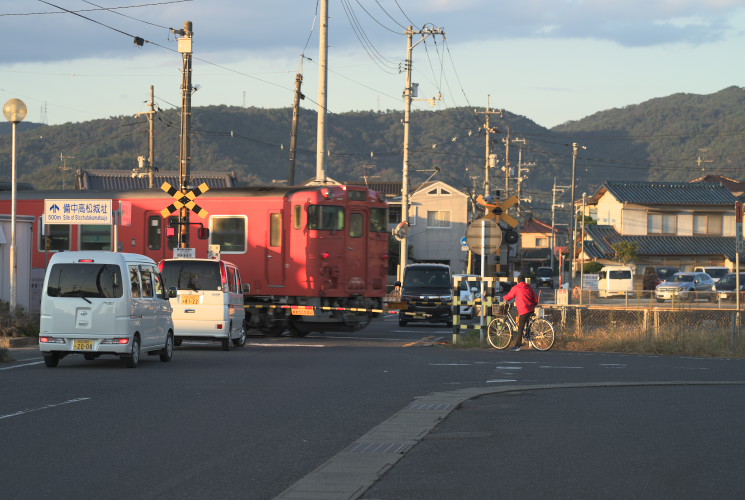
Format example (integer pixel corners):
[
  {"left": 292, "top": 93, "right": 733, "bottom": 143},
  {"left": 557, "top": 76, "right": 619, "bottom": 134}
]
[{"left": 502, "top": 274, "right": 539, "bottom": 351}]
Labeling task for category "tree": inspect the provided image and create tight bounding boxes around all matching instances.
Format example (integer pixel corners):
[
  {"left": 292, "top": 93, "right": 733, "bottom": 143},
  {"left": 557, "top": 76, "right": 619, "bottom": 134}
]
[{"left": 611, "top": 241, "right": 639, "bottom": 264}]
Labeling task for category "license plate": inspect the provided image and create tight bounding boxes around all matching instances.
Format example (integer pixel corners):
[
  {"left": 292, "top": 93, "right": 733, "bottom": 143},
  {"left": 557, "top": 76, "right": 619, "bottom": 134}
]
[
  {"left": 74, "top": 339, "right": 94, "bottom": 350},
  {"left": 181, "top": 295, "right": 200, "bottom": 305}
]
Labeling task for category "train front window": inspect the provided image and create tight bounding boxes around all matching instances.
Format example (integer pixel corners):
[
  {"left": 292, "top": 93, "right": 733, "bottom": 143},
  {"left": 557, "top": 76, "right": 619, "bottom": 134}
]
[
  {"left": 211, "top": 216, "right": 246, "bottom": 253},
  {"left": 308, "top": 205, "right": 344, "bottom": 231},
  {"left": 370, "top": 208, "right": 388, "bottom": 232}
]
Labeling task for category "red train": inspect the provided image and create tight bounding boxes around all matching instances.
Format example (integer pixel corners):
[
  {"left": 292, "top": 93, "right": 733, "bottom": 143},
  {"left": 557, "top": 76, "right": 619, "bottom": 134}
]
[{"left": 0, "top": 185, "right": 389, "bottom": 335}]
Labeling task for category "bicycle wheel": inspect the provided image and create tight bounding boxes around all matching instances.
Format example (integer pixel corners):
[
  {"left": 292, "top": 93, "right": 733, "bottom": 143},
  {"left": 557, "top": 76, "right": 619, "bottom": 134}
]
[
  {"left": 487, "top": 317, "right": 512, "bottom": 350},
  {"left": 529, "top": 318, "right": 555, "bottom": 351}
]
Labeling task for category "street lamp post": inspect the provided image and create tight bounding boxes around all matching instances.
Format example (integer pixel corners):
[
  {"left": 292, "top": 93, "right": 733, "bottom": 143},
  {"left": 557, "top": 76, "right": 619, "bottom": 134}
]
[{"left": 3, "top": 99, "right": 27, "bottom": 312}]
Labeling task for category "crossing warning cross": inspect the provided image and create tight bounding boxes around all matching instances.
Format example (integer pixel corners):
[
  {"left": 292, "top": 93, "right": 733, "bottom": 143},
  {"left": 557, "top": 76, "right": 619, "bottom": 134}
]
[
  {"left": 476, "top": 194, "right": 519, "bottom": 228},
  {"left": 160, "top": 182, "right": 210, "bottom": 218}
]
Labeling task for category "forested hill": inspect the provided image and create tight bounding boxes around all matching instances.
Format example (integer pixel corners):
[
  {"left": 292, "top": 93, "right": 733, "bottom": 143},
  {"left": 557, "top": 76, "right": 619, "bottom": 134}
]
[{"left": 2, "top": 86, "right": 744, "bottom": 215}]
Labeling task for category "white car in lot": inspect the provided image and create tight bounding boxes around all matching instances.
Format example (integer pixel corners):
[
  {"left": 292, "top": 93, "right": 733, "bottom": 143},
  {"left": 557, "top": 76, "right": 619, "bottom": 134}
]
[
  {"left": 453, "top": 274, "right": 482, "bottom": 318},
  {"left": 39, "top": 251, "right": 175, "bottom": 368}
]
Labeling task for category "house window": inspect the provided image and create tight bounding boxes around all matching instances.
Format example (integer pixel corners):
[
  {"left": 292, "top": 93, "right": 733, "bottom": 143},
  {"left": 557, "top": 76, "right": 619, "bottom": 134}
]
[
  {"left": 427, "top": 210, "right": 451, "bottom": 228},
  {"left": 388, "top": 206, "right": 401, "bottom": 224},
  {"left": 693, "top": 214, "right": 722, "bottom": 235},
  {"left": 648, "top": 213, "right": 676, "bottom": 235},
  {"left": 535, "top": 237, "right": 548, "bottom": 247},
  {"left": 211, "top": 216, "right": 247, "bottom": 253}
]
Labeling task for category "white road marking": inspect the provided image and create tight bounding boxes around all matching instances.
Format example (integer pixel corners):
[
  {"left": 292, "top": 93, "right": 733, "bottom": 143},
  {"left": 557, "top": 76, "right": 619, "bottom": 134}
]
[
  {"left": 495, "top": 366, "right": 523, "bottom": 370},
  {"left": 250, "top": 343, "right": 325, "bottom": 348},
  {"left": 539, "top": 366, "right": 584, "bottom": 369},
  {"left": 486, "top": 379, "right": 518, "bottom": 383},
  {"left": 429, "top": 363, "right": 471, "bottom": 366},
  {"left": 0, "top": 361, "right": 44, "bottom": 371},
  {"left": 0, "top": 397, "right": 90, "bottom": 420}
]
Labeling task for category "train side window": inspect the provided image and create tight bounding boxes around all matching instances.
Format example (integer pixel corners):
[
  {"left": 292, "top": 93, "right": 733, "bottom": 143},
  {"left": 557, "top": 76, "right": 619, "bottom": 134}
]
[
  {"left": 80, "top": 224, "right": 111, "bottom": 251},
  {"left": 37, "top": 217, "right": 71, "bottom": 252},
  {"left": 349, "top": 213, "right": 364, "bottom": 238},
  {"left": 270, "top": 213, "right": 282, "bottom": 247},
  {"left": 147, "top": 216, "right": 162, "bottom": 250},
  {"left": 210, "top": 215, "right": 247, "bottom": 253},
  {"left": 293, "top": 205, "right": 302, "bottom": 230},
  {"left": 370, "top": 208, "right": 388, "bottom": 232}
]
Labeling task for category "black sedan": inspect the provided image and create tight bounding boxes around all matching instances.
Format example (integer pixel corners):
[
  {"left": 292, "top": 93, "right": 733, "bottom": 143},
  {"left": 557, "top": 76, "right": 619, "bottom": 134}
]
[{"left": 712, "top": 273, "right": 745, "bottom": 302}]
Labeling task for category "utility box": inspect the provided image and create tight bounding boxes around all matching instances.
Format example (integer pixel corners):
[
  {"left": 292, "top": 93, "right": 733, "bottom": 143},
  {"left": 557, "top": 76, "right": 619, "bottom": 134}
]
[{"left": 556, "top": 288, "right": 571, "bottom": 305}]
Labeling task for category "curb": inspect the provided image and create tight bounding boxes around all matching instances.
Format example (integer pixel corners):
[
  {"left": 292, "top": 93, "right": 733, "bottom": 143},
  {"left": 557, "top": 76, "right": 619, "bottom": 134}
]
[
  {"left": 0, "top": 337, "right": 37, "bottom": 349},
  {"left": 0, "top": 347, "right": 14, "bottom": 362}
]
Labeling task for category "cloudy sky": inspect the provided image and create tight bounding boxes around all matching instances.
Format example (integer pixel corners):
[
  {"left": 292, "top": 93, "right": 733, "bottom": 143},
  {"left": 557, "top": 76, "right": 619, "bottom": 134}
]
[{"left": 2, "top": 0, "right": 745, "bottom": 128}]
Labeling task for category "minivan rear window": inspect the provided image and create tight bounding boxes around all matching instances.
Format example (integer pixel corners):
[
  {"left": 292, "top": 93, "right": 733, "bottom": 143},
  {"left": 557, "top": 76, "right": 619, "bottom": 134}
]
[
  {"left": 46, "top": 263, "right": 123, "bottom": 298},
  {"left": 161, "top": 261, "right": 222, "bottom": 291}
]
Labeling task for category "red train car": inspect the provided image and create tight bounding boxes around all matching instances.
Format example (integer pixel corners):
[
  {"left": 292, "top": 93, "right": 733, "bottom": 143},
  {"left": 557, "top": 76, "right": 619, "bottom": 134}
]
[{"left": 0, "top": 185, "right": 389, "bottom": 335}]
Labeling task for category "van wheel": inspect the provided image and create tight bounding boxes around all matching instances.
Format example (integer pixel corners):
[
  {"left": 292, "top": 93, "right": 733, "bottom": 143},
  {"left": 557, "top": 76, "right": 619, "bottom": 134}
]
[
  {"left": 232, "top": 328, "right": 247, "bottom": 347},
  {"left": 125, "top": 336, "right": 141, "bottom": 368},
  {"left": 44, "top": 354, "right": 60, "bottom": 368},
  {"left": 221, "top": 335, "right": 231, "bottom": 351},
  {"left": 399, "top": 319, "right": 407, "bottom": 327},
  {"left": 160, "top": 333, "right": 174, "bottom": 362}
]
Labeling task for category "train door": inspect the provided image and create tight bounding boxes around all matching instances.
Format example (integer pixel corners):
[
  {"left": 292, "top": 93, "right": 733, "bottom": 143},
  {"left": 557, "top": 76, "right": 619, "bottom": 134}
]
[
  {"left": 345, "top": 210, "right": 367, "bottom": 292},
  {"left": 144, "top": 211, "right": 167, "bottom": 262},
  {"left": 266, "top": 210, "right": 285, "bottom": 286}
]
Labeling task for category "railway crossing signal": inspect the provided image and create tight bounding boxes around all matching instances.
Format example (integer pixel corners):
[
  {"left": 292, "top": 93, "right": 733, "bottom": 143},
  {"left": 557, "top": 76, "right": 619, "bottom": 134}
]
[
  {"left": 160, "top": 182, "right": 210, "bottom": 218},
  {"left": 476, "top": 194, "right": 519, "bottom": 228}
]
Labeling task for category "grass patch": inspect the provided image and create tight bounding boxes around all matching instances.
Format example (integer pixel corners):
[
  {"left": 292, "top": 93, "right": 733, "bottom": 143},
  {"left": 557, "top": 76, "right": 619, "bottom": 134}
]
[{"left": 0, "top": 302, "right": 40, "bottom": 338}]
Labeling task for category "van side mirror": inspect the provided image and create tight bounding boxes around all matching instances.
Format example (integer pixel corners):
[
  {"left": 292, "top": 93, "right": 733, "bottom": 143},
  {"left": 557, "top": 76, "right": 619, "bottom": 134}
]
[
  {"left": 243, "top": 283, "right": 251, "bottom": 294},
  {"left": 198, "top": 228, "right": 209, "bottom": 239},
  {"left": 167, "top": 287, "right": 177, "bottom": 298}
]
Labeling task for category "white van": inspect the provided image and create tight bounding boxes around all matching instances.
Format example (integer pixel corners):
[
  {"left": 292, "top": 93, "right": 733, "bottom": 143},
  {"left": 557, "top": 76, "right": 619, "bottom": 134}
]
[
  {"left": 159, "top": 258, "right": 246, "bottom": 350},
  {"left": 693, "top": 266, "right": 729, "bottom": 283},
  {"left": 597, "top": 265, "right": 634, "bottom": 298},
  {"left": 39, "top": 251, "right": 175, "bottom": 368}
]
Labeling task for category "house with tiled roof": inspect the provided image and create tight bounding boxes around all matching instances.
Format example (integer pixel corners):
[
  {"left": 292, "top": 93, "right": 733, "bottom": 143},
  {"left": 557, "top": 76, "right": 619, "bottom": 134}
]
[
  {"left": 690, "top": 174, "right": 745, "bottom": 197},
  {"left": 579, "top": 180, "right": 738, "bottom": 272},
  {"left": 518, "top": 217, "right": 566, "bottom": 273}
]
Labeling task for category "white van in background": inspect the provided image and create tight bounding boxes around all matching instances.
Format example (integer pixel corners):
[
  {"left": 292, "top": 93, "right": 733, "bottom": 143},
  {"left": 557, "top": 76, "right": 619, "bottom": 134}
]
[
  {"left": 39, "top": 251, "right": 175, "bottom": 368},
  {"left": 159, "top": 258, "right": 246, "bottom": 350},
  {"left": 597, "top": 265, "right": 635, "bottom": 298},
  {"left": 693, "top": 266, "right": 730, "bottom": 283}
]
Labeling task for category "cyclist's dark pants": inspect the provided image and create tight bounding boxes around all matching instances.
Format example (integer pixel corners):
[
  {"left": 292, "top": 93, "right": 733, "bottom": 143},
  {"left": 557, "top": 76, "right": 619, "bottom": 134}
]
[{"left": 515, "top": 311, "right": 535, "bottom": 347}]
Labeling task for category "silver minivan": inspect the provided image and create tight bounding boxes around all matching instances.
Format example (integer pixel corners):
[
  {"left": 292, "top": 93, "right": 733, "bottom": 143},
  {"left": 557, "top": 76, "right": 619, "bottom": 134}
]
[
  {"left": 39, "top": 251, "right": 175, "bottom": 368},
  {"left": 159, "top": 258, "right": 247, "bottom": 350}
]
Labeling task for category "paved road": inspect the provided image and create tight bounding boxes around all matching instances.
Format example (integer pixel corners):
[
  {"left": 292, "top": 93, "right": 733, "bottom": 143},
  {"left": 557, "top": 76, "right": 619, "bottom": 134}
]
[{"left": 2, "top": 314, "right": 744, "bottom": 499}]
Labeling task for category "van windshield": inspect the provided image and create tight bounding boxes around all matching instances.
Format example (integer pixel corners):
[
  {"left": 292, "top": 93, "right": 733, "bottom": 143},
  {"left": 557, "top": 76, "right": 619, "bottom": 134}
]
[
  {"left": 706, "top": 268, "right": 728, "bottom": 279},
  {"left": 537, "top": 268, "right": 552, "bottom": 277},
  {"left": 161, "top": 261, "right": 221, "bottom": 291},
  {"left": 404, "top": 268, "right": 450, "bottom": 287},
  {"left": 46, "top": 263, "right": 123, "bottom": 298}
]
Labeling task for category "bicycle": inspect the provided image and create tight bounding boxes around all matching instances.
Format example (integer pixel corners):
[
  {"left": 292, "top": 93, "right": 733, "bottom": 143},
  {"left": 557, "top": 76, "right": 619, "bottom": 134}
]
[{"left": 487, "top": 302, "right": 555, "bottom": 351}]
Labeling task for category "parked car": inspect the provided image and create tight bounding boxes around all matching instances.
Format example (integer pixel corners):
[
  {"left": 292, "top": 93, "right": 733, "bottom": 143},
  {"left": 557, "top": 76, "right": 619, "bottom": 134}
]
[
  {"left": 655, "top": 272, "right": 715, "bottom": 302},
  {"left": 643, "top": 266, "right": 681, "bottom": 291},
  {"left": 655, "top": 266, "right": 680, "bottom": 283},
  {"left": 39, "top": 251, "right": 175, "bottom": 368},
  {"left": 598, "top": 265, "right": 634, "bottom": 298},
  {"left": 396, "top": 263, "right": 453, "bottom": 327},
  {"left": 535, "top": 267, "right": 554, "bottom": 288},
  {"left": 693, "top": 266, "right": 730, "bottom": 283},
  {"left": 711, "top": 272, "right": 745, "bottom": 302},
  {"left": 453, "top": 274, "right": 481, "bottom": 318}
]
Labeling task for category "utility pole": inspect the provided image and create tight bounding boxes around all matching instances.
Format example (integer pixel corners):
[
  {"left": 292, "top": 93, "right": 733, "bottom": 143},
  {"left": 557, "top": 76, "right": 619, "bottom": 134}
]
[
  {"left": 503, "top": 128, "right": 511, "bottom": 198},
  {"left": 569, "top": 142, "right": 586, "bottom": 284},
  {"left": 697, "top": 147, "right": 713, "bottom": 174},
  {"left": 176, "top": 21, "right": 193, "bottom": 248},
  {"left": 474, "top": 96, "right": 501, "bottom": 197},
  {"left": 551, "top": 178, "right": 569, "bottom": 275},
  {"left": 398, "top": 24, "right": 445, "bottom": 284},
  {"left": 136, "top": 85, "right": 157, "bottom": 188},
  {"left": 315, "top": 0, "right": 328, "bottom": 184},
  {"left": 288, "top": 73, "right": 304, "bottom": 185},
  {"left": 60, "top": 154, "right": 74, "bottom": 190}
]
